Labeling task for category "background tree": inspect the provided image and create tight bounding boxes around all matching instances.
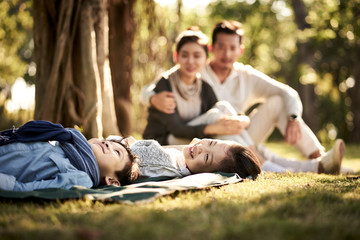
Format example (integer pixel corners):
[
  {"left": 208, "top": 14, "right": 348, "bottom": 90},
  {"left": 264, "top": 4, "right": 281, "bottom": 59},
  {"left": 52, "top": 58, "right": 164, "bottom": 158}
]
[
  {"left": 1, "top": 0, "right": 359, "bottom": 143},
  {"left": 33, "top": 0, "right": 119, "bottom": 138},
  {"left": 0, "top": 0, "right": 33, "bottom": 129},
  {"left": 109, "top": 0, "right": 136, "bottom": 136},
  {"left": 0, "top": 0, "right": 33, "bottom": 86}
]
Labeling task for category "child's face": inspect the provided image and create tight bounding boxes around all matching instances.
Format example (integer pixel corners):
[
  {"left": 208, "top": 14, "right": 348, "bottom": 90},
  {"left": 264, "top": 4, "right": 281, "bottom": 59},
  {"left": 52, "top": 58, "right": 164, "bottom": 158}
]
[
  {"left": 182, "top": 139, "right": 232, "bottom": 173},
  {"left": 177, "top": 42, "right": 207, "bottom": 83},
  {"left": 88, "top": 138, "right": 130, "bottom": 178}
]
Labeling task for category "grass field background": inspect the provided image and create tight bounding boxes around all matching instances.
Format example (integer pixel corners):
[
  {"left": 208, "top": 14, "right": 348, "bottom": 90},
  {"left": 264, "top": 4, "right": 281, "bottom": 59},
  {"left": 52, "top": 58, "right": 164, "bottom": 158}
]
[{"left": 1, "top": 142, "right": 359, "bottom": 240}]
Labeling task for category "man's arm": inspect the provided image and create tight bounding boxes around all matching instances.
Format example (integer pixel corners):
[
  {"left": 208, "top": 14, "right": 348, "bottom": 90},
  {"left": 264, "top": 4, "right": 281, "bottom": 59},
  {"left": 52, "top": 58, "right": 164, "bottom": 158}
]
[
  {"left": 139, "top": 69, "right": 177, "bottom": 114},
  {"left": 139, "top": 82, "right": 156, "bottom": 106},
  {"left": 243, "top": 65, "right": 303, "bottom": 144},
  {"left": 243, "top": 64, "right": 303, "bottom": 117},
  {"left": 150, "top": 91, "right": 176, "bottom": 114},
  {"left": 140, "top": 81, "right": 176, "bottom": 114}
]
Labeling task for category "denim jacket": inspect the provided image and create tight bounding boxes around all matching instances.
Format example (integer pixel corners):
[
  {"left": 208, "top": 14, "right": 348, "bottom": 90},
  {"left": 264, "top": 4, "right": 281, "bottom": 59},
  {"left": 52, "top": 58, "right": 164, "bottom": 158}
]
[{"left": 0, "top": 141, "right": 93, "bottom": 191}]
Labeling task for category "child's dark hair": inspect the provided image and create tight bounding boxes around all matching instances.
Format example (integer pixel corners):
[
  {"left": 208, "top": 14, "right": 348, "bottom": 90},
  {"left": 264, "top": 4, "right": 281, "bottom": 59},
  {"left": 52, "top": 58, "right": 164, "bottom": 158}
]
[
  {"left": 109, "top": 138, "right": 139, "bottom": 185},
  {"left": 176, "top": 26, "right": 209, "bottom": 57},
  {"left": 212, "top": 20, "right": 244, "bottom": 45},
  {"left": 220, "top": 143, "right": 262, "bottom": 180}
]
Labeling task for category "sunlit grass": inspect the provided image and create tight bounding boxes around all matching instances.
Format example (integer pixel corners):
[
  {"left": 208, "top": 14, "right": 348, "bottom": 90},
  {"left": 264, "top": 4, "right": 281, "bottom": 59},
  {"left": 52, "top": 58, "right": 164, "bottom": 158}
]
[{"left": 1, "top": 142, "right": 359, "bottom": 240}]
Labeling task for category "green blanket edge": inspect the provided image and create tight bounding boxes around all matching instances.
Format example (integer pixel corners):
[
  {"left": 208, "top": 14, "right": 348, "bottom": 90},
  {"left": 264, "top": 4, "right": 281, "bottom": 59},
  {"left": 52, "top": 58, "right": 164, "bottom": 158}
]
[{"left": 0, "top": 172, "right": 242, "bottom": 204}]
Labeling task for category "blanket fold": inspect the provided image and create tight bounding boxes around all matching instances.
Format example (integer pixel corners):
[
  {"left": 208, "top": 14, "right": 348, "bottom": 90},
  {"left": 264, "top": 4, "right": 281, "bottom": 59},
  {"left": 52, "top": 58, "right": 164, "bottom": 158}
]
[{"left": 0, "top": 172, "right": 242, "bottom": 204}]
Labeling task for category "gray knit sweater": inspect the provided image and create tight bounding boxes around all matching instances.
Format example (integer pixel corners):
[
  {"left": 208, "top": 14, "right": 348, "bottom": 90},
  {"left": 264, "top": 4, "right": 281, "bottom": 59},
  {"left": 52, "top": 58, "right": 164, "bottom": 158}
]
[{"left": 130, "top": 140, "right": 191, "bottom": 178}]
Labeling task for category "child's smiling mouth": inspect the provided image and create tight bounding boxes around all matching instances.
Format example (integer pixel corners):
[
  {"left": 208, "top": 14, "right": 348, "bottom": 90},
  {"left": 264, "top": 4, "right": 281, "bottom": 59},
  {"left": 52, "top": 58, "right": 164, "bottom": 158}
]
[{"left": 97, "top": 143, "right": 105, "bottom": 153}]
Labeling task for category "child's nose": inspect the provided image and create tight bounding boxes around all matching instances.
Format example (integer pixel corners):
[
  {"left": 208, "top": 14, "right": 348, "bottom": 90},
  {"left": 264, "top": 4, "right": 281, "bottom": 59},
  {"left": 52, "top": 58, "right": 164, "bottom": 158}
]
[
  {"left": 197, "top": 144, "right": 206, "bottom": 154},
  {"left": 103, "top": 141, "right": 110, "bottom": 150}
]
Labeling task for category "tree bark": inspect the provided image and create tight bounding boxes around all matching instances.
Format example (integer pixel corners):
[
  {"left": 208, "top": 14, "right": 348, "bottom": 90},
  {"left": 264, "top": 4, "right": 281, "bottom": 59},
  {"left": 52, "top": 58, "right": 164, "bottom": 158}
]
[
  {"left": 109, "top": 0, "right": 136, "bottom": 136},
  {"left": 349, "top": 54, "right": 360, "bottom": 142},
  {"left": 290, "top": 0, "right": 319, "bottom": 133},
  {"left": 33, "top": 0, "right": 119, "bottom": 138}
]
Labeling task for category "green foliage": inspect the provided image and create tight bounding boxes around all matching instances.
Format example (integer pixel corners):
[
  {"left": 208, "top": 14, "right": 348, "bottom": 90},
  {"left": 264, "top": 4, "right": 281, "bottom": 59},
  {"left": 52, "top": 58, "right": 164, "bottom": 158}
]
[
  {"left": 0, "top": 0, "right": 34, "bottom": 131},
  {"left": 206, "top": 0, "right": 360, "bottom": 142},
  {"left": 306, "top": 0, "right": 360, "bottom": 140},
  {"left": 131, "top": 0, "right": 218, "bottom": 135},
  {"left": 131, "top": 0, "right": 175, "bottom": 135},
  {"left": 0, "top": 0, "right": 33, "bottom": 86}
]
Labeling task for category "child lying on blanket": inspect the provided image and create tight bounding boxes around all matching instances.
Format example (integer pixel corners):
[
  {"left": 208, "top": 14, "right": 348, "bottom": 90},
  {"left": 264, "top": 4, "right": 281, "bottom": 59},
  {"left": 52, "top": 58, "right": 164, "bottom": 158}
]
[
  {"left": 107, "top": 136, "right": 262, "bottom": 180},
  {"left": 0, "top": 120, "right": 139, "bottom": 192},
  {"left": 176, "top": 101, "right": 346, "bottom": 174}
]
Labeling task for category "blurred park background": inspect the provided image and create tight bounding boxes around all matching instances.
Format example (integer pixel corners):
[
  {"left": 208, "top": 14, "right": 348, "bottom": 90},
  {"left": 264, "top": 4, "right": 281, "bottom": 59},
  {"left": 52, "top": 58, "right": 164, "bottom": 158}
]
[{"left": 0, "top": 0, "right": 359, "bottom": 144}]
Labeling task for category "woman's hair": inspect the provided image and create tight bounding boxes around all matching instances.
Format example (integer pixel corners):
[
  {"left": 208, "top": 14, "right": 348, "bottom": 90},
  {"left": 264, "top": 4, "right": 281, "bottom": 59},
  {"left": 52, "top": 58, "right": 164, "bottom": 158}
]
[
  {"left": 220, "top": 143, "right": 262, "bottom": 180},
  {"left": 212, "top": 20, "right": 244, "bottom": 45},
  {"left": 109, "top": 138, "right": 140, "bottom": 185},
  {"left": 175, "top": 26, "right": 209, "bottom": 57}
]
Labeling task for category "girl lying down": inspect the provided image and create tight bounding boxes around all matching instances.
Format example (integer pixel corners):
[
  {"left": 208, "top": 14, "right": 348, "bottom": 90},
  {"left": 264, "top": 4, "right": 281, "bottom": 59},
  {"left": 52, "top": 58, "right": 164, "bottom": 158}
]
[{"left": 107, "top": 136, "right": 262, "bottom": 180}]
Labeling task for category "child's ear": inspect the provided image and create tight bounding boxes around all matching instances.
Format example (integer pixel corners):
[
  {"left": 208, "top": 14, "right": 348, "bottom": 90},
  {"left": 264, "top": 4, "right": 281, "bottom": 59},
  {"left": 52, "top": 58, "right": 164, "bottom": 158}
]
[
  {"left": 239, "top": 45, "right": 245, "bottom": 55},
  {"left": 104, "top": 176, "right": 121, "bottom": 187},
  {"left": 172, "top": 51, "right": 178, "bottom": 63}
]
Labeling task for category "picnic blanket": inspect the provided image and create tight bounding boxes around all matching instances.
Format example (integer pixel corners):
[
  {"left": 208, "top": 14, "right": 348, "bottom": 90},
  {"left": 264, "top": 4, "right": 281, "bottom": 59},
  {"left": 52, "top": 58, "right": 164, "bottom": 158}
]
[{"left": 0, "top": 172, "right": 242, "bottom": 204}]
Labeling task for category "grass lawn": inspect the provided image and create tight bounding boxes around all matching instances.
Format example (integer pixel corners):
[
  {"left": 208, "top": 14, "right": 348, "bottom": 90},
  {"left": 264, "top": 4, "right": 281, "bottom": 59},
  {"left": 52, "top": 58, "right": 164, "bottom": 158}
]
[{"left": 1, "top": 142, "right": 359, "bottom": 240}]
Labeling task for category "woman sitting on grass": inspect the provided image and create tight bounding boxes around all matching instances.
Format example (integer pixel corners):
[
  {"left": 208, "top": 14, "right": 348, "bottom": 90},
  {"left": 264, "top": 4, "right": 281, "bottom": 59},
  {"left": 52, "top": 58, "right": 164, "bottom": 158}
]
[
  {"left": 142, "top": 26, "right": 247, "bottom": 145},
  {"left": 0, "top": 120, "right": 139, "bottom": 191}
]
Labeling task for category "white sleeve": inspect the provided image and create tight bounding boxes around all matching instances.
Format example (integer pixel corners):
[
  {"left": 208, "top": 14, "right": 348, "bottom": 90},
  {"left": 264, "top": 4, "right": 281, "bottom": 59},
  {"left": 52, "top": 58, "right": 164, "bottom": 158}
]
[
  {"left": 139, "top": 66, "right": 179, "bottom": 106},
  {"left": 139, "top": 83, "right": 156, "bottom": 106},
  {"left": 244, "top": 65, "right": 303, "bottom": 116}
]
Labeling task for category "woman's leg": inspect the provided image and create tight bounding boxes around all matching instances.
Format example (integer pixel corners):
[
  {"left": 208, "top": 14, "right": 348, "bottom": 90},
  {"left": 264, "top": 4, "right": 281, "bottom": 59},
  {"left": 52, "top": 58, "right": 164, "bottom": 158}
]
[{"left": 186, "top": 101, "right": 254, "bottom": 146}]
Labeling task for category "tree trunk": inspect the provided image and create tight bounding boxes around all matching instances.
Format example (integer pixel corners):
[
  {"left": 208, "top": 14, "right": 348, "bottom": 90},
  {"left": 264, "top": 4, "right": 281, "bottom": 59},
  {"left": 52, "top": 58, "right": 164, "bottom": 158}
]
[
  {"left": 108, "top": 0, "right": 136, "bottom": 136},
  {"left": 33, "top": 0, "right": 119, "bottom": 138},
  {"left": 349, "top": 54, "right": 360, "bottom": 143},
  {"left": 290, "top": 0, "right": 319, "bottom": 133},
  {"left": 94, "top": 2, "right": 121, "bottom": 137}
]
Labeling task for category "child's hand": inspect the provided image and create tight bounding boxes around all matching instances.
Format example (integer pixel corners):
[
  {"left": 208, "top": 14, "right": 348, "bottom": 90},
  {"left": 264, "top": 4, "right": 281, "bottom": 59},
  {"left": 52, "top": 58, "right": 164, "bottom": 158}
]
[
  {"left": 125, "top": 136, "right": 137, "bottom": 146},
  {"left": 189, "top": 138, "right": 201, "bottom": 145}
]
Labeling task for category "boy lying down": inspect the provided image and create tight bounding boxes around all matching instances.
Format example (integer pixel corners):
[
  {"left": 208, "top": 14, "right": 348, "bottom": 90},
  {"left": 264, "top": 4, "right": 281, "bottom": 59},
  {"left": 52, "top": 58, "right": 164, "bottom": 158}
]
[
  {"left": 0, "top": 121, "right": 262, "bottom": 192},
  {"left": 0, "top": 120, "right": 139, "bottom": 191}
]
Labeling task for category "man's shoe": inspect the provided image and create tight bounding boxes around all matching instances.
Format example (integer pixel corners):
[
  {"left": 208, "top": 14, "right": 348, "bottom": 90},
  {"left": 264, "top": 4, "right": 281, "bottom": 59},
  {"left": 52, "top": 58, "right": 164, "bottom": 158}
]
[{"left": 319, "top": 139, "right": 345, "bottom": 174}]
